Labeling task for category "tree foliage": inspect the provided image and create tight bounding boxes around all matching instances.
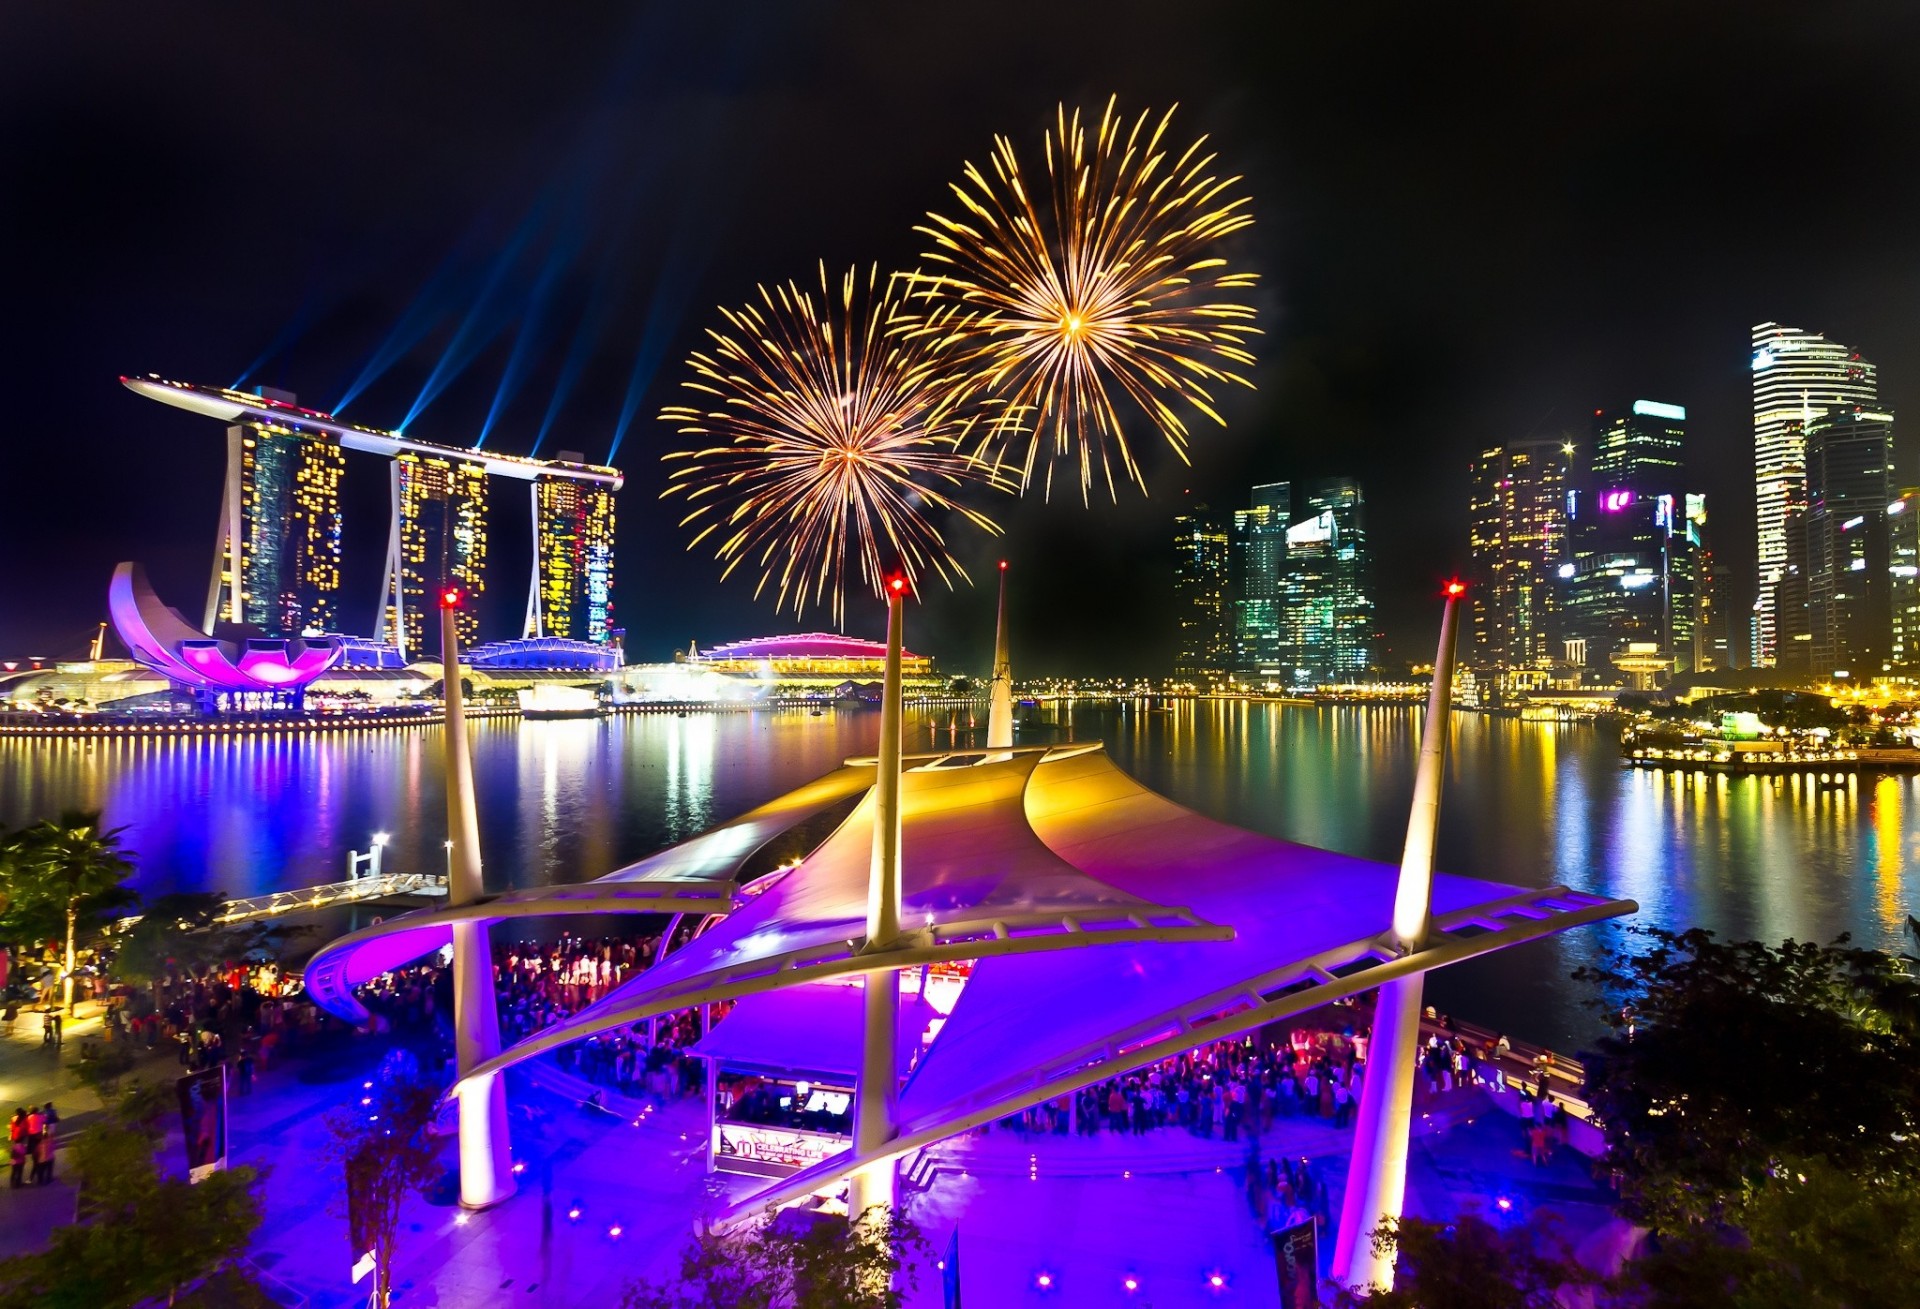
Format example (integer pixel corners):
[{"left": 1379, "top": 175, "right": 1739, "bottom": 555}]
[
  {"left": 622, "top": 1205, "right": 931, "bottom": 1309},
  {"left": 0, "top": 810, "right": 138, "bottom": 945},
  {"left": 1332, "top": 1212, "right": 1594, "bottom": 1309},
  {"left": 0, "top": 1104, "right": 266, "bottom": 1309},
  {"left": 324, "top": 1050, "right": 445, "bottom": 1309},
  {"left": 112, "top": 891, "right": 289, "bottom": 987},
  {"left": 1574, "top": 928, "right": 1920, "bottom": 1228}
]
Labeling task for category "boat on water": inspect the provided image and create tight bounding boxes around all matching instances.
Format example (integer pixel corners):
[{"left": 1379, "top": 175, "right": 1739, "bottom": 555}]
[{"left": 516, "top": 684, "right": 603, "bottom": 720}]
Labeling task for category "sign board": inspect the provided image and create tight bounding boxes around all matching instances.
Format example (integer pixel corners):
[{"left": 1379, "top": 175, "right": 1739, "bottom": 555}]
[
  {"left": 351, "top": 1250, "right": 377, "bottom": 1285},
  {"left": 713, "top": 1123, "right": 845, "bottom": 1177},
  {"left": 942, "top": 1228, "right": 962, "bottom": 1309},
  {"left": 176, "top": 1065, "right": 228, "bottom": 1183},
  {"left": 1273, "top": 1217, "right": 1319, "bottom": 1309}
]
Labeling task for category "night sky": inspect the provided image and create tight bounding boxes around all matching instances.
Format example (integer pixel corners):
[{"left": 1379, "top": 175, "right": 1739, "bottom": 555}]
[{"left": 6, "top": 3, "right": 1919, "bottom": 675}]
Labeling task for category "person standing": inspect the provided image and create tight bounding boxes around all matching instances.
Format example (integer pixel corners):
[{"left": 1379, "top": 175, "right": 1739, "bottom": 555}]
[
  {"left": 33, "top": 1113, "right": 56, "bottom": 1186},
  {"left": 7, "top": 1110, "right": 25, "bottom": 1189}
]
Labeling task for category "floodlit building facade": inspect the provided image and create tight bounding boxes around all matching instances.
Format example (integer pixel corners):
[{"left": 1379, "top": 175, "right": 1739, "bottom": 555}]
[
  {"left": 1802, "top": 407, "right": 1895, "bottom": 675},
  {"left": 1231, "top": 483, "right": 1291, "bottom": 681},
  {"left": 205, "top": 387, "right": 346, "bottom": 637},
  {"left": 1466, "top": 439, "right": 1569, "bottom": 668},
  {"left": 1559, "top": 402, "right": 1700, "bottom": 681},
  {"left": 389, "top": 452, "right": 490, "bottom": 653},
  {"left": 1751, "top": 323, "right": 1878, "bottom": 666},
  {"left": 1171, "top": 507, "right": 1232, "bottom": 682},
  {"left": 1891, "top": 489, "right": 1920, "bottom": 671},
  {"left": 125, "top": 376, "right": 622, "bottom": 662},
  {"left": 532, "top": 470, "right": 617, "bottom": 644}
]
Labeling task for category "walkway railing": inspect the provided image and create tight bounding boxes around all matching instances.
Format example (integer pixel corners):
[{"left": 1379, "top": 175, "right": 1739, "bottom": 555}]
[{"left": 211, "top": 874, "right": 448, "bottom": 924}]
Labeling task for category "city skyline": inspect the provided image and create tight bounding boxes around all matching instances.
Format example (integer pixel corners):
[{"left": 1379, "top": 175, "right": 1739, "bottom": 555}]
[{"left": 6, "top": 5, "right": 1920, "bottom": 675}]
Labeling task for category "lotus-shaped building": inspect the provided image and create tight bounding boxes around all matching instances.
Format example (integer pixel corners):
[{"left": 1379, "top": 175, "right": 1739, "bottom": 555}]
[{"left": 109, "top": 562, "right": 342, "bottom": 708}]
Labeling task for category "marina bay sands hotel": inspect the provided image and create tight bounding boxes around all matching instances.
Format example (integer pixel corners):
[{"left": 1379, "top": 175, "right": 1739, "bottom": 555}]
[{"left": 125, "top": 376, "right": 622, "bottom": 659}]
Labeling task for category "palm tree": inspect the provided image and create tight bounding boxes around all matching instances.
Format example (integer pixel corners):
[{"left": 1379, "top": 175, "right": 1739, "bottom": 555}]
[{"left": 11, "top": 811, "right": 135, "bottom": 1014}]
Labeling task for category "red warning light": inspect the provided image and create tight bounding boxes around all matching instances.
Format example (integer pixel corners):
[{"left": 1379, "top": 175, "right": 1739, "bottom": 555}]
[
  {"left": 885, "top": 574, "right": 910, "bottom": 597},
  {"left": 1444, "top": 579, "right": 1467, "bottom": 598},
  {"left": 999, "top": 560, "right": 1009, "bottom": 572},
  {"left": 439, "top": 586, "right": 464, "bottom": 610}
]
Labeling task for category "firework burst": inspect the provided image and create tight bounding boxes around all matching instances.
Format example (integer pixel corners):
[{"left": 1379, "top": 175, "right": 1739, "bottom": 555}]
[
  {"left": 660, "top": 264, "right": 1007, "bottom": 624},
  {"left": 912, "top": 97, "right": 1259, "bottom": 500}
]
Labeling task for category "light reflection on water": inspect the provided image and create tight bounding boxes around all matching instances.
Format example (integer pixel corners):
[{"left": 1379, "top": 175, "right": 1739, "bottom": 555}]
[{"left": 2, "top": 702, "right": 1915, "bottom": 1048}]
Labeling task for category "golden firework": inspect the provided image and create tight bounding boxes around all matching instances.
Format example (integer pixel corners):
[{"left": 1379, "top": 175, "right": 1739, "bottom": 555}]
[
  {"left": 912, "top": 97, "right": 1259, "bottom": 500},
  {"left": 660, "top": 264, "right": 1007, "bottom": 624}
]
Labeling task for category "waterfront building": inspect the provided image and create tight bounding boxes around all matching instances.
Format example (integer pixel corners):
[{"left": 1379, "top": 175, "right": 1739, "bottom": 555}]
[
  {"left": 1803, "top": 406, "right": 1896, "bottom": 675},
  {"left": 1232, "top": 479, "right": 1372, "bottom": 685},
  {"left": 389, "top": 452, "right": 490, "bottom": 654},
  {"left": 1231, "top": 483, "right": 1290, "bottom": 681},
  {"left": 1751, "top": 323, "right": 1879, "bottom": 665},
  {"left": 531, "top": 467, "right": 617, "bottom": 644},
  {"left": 1171, "top": 506, "right": 1232, "bottom": 682},
  {"left": 1558, "top": 402, "right": 1700, "bottom": 681},
  {"left": 124, "top": 376, "right": 623, "bottom": 659},
  {"left": 1689, "top": 495, "right": 1737, "bottom": 671},
  {"left": 1466, "top": 439, "right": 1569, "bottom": 668},
  {"left": 205, "top": 388, "right": 346, "bottom": 636},
  {"left": 1891, "top": 489, "right": 1920, "bottom": 671},
  {"left": 1290, "top": 478, "right": 1374, "bottom": 681}
]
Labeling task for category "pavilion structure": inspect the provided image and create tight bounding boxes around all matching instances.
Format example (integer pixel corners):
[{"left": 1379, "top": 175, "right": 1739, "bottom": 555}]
[{"left": 306, "top": 582, "right": 1635, "bottom": 1290}]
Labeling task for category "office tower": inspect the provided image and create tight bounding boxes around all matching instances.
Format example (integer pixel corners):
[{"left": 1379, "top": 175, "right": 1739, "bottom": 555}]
[
  {"left": 387, "top": 452, "right": 490, "bottom": 655},
  {"left": 1232, "top": 482, "right": 1290, "bottom": 681},
  {"left": 1803, "top": 407, "right": 1895, "bottom": 674},
  {"left": 1293, "top": 477, "right": 1374, "bottom": 680},
  {"left": 1891, "top": 489, "right": 1920, "bottom": 671},
  {"left": 532, "top": 466, "right": 617, "bottom": 644},
  {"left": 1752, "top": 322, "right": 1878, "bottom": 665},
  {"left": 1689, "top": 495, "right": 1735, "bottom": 672},
  {"left": 1559, "top": 402, "right": 1699, "bottom": 679},
  {"left": 1466, "top": 439, "right": 1570, "bottom": 667},
  {"left": 205, "top": 390, "right": 346, "bottom": 638},
  {"left": 1172, "top": 506, "right": 1232, "bottom": 681}
]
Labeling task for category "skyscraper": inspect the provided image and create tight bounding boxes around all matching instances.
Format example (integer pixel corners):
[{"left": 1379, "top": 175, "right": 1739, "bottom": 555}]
[
  {"left": 1171, "top": 506, "right": 1232, "bottom": 682},
  {"left": 532, "top": 468, "right": 618, "bottom": 643},
  {"left": 205, "top": 391, "right": 346, "bottom": 638},
  {"left": 1559, "top": 402, "right": 1700, "bottom": 678},
  {"left": 387, "top": 452, "right": 490, "bottom": 655},
  {"left": 1803, "top": 407, "right": 1895, "bottom": 675},
  {"left": 1466, "top": 439, "right": 1569, "bottom": 667},
  {"left": 1232, "top": 482, "right": 1290, "bottom": 681},
  {"left": 1751, "top": 322, "right": 1878, "bottom": 665},
  {"left": 1293, "top": 477, "right": 1373, "bottom": 680},
  {"left": 1890, "top": 489, "right": 1920, "bottom": 671}
]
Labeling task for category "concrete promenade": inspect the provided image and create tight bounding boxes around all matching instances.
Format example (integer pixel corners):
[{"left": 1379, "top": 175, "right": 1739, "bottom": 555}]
[{"left": 0, "top": 1011, "right": 1620, "bottom": 1307}]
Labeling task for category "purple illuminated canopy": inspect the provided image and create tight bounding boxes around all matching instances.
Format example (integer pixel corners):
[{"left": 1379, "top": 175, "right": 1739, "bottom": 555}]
[
  {"left": 697, "top": 633, "right": 923, "bottom": 661},
  {"left": 109, "top": 562, "right": 341, "bottom": 695}
]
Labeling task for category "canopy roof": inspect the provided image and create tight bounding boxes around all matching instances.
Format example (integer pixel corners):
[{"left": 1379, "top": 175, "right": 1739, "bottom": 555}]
[{"left": 307, "top": 741, "right": 1634, "bottom": 1215}]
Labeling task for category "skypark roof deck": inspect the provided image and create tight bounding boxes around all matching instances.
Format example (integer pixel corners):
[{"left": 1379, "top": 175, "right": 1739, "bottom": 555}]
[{"left": 123, "top": 374, "right": 623, "bottom": 487}]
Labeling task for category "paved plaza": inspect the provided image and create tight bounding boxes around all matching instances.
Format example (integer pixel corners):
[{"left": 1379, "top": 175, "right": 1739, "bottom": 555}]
[{"left": 0, "top": 1003, "right": 1623, "bottom": 1307}]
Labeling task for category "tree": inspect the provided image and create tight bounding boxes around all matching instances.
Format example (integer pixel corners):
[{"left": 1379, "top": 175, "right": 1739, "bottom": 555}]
[
  {"left": 1616, "top": 1159, "right": 1920, "bottom": 1309},
  {"left": 0, "top": 1102, "right": 267, "bottom": 1309},
  {"left": 113, "top": 892, "right": 289, "bottom": 990},
  {"left": 324, "top": 1050, "right": 445, "bottom": 1309},
  {"left": 1574, "top": 928, "right": 1920, "bottom": 1229},
  {"left": 1, "top": 811, "right": 137, "bottom": 1014},
  {"left": 622, "top": 1205, "right": 931, "bottom": 1309},
  {"left": 1332, "top": 1212, "right": 1595, "bottom": 1309}
]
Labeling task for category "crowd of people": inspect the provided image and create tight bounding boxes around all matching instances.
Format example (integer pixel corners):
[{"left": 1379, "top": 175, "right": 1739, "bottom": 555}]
[{"left": 7, "top": 1104, "right": 58, "bottom": 1188}]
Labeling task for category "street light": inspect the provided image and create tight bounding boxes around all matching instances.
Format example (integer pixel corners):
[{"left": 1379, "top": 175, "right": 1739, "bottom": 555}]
[{"left": 443, "top": 839, "right": 454, "bottom": 882}]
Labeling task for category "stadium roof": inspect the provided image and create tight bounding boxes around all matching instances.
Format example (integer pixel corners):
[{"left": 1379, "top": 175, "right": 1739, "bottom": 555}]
[{"left": 306, "top": 741, "right": 1633, "bottom": 1217}]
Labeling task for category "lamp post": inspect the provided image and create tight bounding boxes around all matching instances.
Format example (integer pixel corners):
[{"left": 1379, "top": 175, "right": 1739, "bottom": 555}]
[
  {"left": 848, "top": 574, "right": 907, "bottom": 1223},
  {"left": 1332, "top": 580, "right": 1466, "bottom": 1290},
  {"left": 438, "top": 584, "right": 515, "bottom": 1210}
]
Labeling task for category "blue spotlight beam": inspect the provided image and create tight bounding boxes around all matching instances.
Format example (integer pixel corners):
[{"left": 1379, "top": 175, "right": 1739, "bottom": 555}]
[
  {"left": 477, "top": 231, "right": 578, "bottom": 450},
  {"left": 397, "top": 216, "right": 544, "bottom": 434}
]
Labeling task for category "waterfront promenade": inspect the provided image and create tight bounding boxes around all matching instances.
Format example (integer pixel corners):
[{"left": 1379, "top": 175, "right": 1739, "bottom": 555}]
[{"left": 0, "top": 997, "right": 1623, "bottom": 1306}]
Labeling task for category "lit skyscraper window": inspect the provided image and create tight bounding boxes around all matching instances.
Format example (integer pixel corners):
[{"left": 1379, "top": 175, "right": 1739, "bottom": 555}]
[
  {"left": 1171, "top": 507, "right": 1232, "bottom": 682},
  {"left": 1466, "top": 439, "right": 1569, "bottom": 668}
]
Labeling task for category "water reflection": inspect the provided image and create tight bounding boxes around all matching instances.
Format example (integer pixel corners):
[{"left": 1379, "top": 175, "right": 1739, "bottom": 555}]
[{"left": 3, "top": 703, "right": 1914, "bottom": 1047}]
